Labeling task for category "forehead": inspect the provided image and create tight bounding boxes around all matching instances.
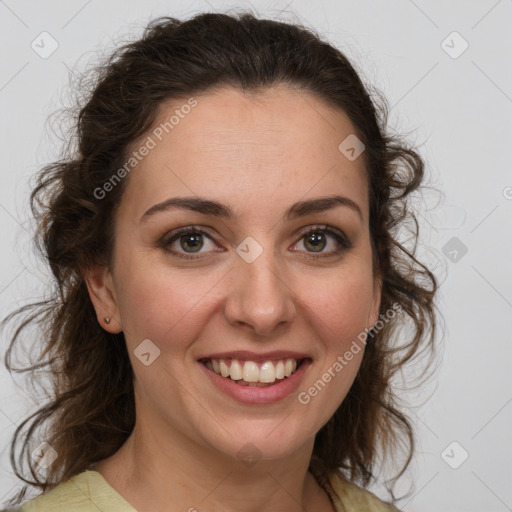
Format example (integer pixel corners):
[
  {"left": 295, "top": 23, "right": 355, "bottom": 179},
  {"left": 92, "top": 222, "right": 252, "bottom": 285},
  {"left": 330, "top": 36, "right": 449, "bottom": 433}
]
[{"left": 120, "top": 84, "right": 369, "bottom": 223}]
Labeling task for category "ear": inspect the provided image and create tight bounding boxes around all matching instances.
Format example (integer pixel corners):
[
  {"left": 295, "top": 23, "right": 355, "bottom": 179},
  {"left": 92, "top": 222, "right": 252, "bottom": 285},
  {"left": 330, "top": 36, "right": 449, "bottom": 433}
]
[
  {"left": 368, "top": 273, "right": 382, "bottom": 329},
  {"left": 81, "top": 264, "right": 122, "bottom": 333}
]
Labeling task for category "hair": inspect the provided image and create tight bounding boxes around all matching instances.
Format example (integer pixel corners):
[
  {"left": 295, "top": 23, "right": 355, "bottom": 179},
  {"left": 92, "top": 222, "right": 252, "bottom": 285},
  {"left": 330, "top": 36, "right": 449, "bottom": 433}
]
[{"left": 2, "top": 9, "right": 440, "bottom": 509}]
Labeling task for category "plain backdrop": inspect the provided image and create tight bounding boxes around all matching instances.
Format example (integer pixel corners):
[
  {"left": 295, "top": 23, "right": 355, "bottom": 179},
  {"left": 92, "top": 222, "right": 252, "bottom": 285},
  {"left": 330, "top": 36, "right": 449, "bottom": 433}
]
[{"left": 0, "top": 1, "right": 511, "bottom": 511}]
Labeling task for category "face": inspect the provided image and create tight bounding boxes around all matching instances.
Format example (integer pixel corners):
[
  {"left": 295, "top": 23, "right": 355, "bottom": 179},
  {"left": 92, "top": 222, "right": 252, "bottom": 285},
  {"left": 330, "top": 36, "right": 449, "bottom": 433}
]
[{"left": 86, "top": 84, "right": 381, "bottom": 463}]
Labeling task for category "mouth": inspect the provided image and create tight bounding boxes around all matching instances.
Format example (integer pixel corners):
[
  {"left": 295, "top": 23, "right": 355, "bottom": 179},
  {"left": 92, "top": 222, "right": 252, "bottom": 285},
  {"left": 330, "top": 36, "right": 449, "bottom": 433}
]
[{"left": 198, "top": 357, "right": 308, "bottom": 387}]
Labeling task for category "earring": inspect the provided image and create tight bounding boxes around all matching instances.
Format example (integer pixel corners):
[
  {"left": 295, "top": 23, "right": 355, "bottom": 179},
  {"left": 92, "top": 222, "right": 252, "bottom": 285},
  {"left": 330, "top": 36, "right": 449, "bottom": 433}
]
[{"left": 104, "top": 317, "right": 110, "bottom": 324}]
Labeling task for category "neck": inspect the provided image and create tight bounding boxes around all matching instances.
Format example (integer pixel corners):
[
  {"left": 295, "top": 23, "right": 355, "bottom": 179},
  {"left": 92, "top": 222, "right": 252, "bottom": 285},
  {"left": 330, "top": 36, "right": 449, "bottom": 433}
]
[{"left": 92, "top": 418, "right": 333, "bottom": 512}]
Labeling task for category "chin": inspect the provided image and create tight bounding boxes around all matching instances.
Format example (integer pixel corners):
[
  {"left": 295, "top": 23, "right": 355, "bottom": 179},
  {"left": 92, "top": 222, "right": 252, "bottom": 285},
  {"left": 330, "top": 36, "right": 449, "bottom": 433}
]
[{"left": 196, "top": 415, "right": 315, "bottom": 465}]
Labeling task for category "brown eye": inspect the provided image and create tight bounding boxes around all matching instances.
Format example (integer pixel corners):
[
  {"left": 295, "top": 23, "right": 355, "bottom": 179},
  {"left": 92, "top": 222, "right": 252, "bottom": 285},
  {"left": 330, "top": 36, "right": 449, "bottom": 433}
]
[
  {"left": 178, "top": 232, "right": 204, "bottom": 253},
  {"left": 161, "top": 227, "right": 220, "bottom": 259},
  {"left": 303, "top": 231, "right": 327, "bottom": 252},
  {"left": 293, "top": 226, "right": 352, "bottom": 259}
]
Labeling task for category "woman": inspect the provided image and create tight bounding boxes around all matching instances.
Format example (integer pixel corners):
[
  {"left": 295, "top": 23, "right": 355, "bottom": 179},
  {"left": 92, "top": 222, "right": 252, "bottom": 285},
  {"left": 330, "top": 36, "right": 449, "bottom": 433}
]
[{"left": 2, "top": 10, "right": 439, "bottom": 512}]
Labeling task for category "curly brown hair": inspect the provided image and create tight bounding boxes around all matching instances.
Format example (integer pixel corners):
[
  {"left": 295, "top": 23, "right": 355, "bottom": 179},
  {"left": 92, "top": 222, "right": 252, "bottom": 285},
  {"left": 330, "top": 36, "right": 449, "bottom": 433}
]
[{"left": 2, "top": 10, "right": 440, "bottom": 509}]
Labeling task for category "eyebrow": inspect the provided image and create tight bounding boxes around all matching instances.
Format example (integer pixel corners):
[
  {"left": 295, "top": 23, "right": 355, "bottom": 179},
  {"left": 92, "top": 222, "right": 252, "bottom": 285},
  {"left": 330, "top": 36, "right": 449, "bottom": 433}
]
[{"left": 140, "top": 194, "right": 363, "bottom": 223}]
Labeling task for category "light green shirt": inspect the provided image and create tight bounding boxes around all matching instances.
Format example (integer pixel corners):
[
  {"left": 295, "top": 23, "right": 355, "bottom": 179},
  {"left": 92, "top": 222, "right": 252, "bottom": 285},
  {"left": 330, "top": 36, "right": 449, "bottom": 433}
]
[{"left": 18, "top": 469, "right": 401, "bottom": 511}]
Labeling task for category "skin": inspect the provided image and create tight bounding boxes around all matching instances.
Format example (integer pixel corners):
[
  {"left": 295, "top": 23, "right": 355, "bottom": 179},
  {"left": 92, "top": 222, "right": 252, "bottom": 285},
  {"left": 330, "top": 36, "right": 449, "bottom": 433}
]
[{"left": 84, "top": 84, "right": 382, "bottom": 512}]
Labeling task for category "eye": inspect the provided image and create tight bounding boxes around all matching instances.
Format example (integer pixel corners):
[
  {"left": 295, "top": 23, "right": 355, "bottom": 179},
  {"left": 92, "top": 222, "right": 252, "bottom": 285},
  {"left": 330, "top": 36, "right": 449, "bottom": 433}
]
[
  {"left": 292, "top": 225, "right": 352, "bottom": 258},
  {"left": 160, "top": 224, "right": 352, "bottom": 260},
  {"left": 161, "top": 226, "right": 220, "bottom": 260}
]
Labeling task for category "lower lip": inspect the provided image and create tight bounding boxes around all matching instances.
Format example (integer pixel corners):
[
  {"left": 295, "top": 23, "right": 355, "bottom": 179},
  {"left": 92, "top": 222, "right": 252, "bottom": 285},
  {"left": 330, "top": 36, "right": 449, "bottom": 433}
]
[{"left": 198, "top": 360, "right": 311, "bottom": 404}]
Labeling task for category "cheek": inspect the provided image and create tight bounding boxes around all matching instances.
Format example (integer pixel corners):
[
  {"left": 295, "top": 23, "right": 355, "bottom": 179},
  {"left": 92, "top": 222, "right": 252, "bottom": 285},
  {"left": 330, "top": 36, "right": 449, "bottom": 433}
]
[
  {"left": 114, "top": 256, "right": 221, "bottom": 351},
  {"left": 299, "top": 269, "right": 375, "bottom": 345},
  {"left": 295, "top": 274, "right": 371, "bottom": 423}
]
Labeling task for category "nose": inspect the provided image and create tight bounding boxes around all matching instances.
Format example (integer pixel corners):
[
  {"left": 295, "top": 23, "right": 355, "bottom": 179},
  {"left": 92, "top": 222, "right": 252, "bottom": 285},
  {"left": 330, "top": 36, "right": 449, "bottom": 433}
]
[{"left": 223, "top": 249, "right": 296, "bottom": 337}]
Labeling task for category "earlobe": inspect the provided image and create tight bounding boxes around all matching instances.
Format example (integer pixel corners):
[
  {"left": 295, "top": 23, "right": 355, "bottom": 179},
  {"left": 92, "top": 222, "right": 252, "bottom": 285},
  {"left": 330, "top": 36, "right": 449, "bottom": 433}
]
[{"left": 81, "top": 265, "right": 122, "bottom": 333}]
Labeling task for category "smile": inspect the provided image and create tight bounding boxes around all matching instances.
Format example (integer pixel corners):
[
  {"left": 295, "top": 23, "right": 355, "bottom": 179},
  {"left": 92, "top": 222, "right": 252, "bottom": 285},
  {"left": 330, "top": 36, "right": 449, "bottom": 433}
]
[
  {"left": 200, "top": 358, "right": 305, "bottom": 386},
  {"left": 198, "top": 354, "right": 312, "bottom": 404}
]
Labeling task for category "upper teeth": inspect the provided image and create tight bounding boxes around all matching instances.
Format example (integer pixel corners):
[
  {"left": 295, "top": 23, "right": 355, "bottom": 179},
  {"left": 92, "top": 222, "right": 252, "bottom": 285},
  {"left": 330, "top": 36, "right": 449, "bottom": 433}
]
[{"left": 205, "top": 358, "right": 299, "bottom": 383}]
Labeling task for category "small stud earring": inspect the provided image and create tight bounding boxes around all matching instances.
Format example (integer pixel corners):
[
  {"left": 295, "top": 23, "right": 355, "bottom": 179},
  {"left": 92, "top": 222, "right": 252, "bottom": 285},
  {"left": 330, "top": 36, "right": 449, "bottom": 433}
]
[{"left": 104, "top": 317, "right": 110, "bottom": 324}]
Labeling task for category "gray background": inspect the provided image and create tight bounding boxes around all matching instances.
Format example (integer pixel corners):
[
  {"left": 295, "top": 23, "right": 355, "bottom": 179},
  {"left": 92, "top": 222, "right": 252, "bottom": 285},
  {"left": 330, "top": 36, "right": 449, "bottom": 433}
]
[{"left": 0, "top": 1, "right": 511, "bottom": 511}]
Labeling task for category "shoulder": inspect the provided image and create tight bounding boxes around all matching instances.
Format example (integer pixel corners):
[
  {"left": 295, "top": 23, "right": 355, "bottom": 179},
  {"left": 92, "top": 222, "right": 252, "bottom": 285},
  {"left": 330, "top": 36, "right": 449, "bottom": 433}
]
[
  {"left": 328, "top": 470, "right": 402, "bottom": 512},
  {"left": 18, "top": 470, "right": 136, "bottom": 512}
]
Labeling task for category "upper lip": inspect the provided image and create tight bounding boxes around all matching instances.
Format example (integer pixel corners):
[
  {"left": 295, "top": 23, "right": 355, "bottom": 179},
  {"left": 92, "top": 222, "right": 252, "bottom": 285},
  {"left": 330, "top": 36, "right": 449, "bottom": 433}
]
[{"left": 198, "top": 350, "right": 311, "bottom": 363}]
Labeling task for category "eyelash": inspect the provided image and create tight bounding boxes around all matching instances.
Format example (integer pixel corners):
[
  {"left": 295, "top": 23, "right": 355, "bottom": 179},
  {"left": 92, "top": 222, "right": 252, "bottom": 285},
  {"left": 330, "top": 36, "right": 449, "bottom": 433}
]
[{"left": 160, "top": 225, "right": 352, "bottom": 261}]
